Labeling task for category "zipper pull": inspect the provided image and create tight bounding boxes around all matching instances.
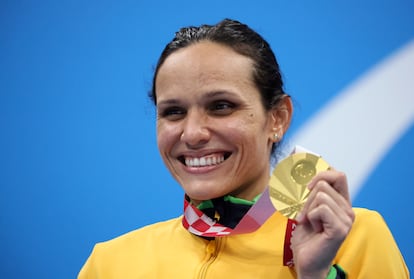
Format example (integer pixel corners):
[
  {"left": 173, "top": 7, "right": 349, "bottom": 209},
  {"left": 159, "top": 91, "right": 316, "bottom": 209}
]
[{"left": 206, "top": 240, "right": 216, "bottom": 256}]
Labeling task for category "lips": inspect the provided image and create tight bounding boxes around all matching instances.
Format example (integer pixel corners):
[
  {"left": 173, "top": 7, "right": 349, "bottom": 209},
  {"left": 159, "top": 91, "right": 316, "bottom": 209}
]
[{"left": 179, "top": 152, "right": 231, "bottom": 167}]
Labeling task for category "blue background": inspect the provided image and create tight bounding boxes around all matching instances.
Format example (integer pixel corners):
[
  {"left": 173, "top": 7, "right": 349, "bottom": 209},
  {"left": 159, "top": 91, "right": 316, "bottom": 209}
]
[{"left": 1, "top": 1, "right": 413, "bottom": 278}]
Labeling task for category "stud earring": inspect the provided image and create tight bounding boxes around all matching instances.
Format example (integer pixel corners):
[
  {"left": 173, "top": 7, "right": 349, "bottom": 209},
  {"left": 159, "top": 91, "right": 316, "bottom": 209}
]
[{"left": 273, "top": 133, "right": 279, "bottom": 141}]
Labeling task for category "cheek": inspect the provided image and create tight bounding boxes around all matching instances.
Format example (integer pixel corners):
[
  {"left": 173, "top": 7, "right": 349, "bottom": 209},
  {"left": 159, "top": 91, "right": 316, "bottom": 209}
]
[
  {"left": 223, "top": 115, "right": 267, "bottom": 141},
  {"left": 156, "top": 122, "right": 179, "bottom": 152},
  {"left": 228, "top": 120, "right": 271, "bottom": 155}
]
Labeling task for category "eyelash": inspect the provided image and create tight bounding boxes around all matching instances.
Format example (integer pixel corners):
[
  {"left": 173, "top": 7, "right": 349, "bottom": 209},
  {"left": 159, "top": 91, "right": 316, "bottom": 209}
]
[
  {"left": 159, "top": 106, "right": 185, "bottom": 118},
  {"left": 159, "top": 100, "right": 237, "bottom": 120},
  {"left": 209, "top": 100, "right": 235, "bottom": 114}
]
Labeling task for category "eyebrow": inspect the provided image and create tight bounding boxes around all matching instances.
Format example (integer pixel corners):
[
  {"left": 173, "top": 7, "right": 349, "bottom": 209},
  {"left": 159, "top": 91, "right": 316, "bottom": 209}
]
[
  {"left": 203, "top": 90, "right": 235, "bottom": 99},
  {"left": 157, "top": 90, "right": 237, "bottom": 107},
  {"left": 157, "top": 98, "right": 181, "bottom": 107}
]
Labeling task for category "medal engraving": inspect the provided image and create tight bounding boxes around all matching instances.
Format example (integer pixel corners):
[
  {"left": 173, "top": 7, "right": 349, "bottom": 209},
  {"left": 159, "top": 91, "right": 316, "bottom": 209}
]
[{"left": 291, "top": 159, "right": 316, "bottom": 185}]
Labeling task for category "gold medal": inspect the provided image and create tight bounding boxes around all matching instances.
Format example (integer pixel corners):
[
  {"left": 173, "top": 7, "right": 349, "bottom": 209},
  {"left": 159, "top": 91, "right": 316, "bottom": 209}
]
[{"left": 269, "top": 152, "right": 330, "bottom": 219}]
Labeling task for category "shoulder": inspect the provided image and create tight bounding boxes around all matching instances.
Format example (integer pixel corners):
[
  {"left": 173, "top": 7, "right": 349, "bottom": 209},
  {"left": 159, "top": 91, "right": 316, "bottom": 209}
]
[
  {"left": 338, "top": 207, "right": 396, "bottom": 255},
  {"left": 352, "top": 207, "right": 385, "bottom": 226},
  {"left": 96, "top": 216, "right": 184, "bottom": 251},
  {"left": 85, "top": 216, "right": 187, "bottom": 264},
  {"left": 78, "top": 217, "right": 190, "bottom": 278},
  {"left": 335, "top": 208, "right": 409, "bottom": 278},
  {"left": 351, "top": 207, "right": 391, "bottom": 235},
  {"left": 345, "top": 207, "right": 393, "bottom": 242},
  {"left": 79, "top": 217, "right": 185, "bottom": 274}
]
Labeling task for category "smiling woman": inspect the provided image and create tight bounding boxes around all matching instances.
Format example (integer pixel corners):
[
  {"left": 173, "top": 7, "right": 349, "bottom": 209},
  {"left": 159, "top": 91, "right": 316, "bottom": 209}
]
[{"left": 78, "top": 19, "right": 409, "bottom": 279}]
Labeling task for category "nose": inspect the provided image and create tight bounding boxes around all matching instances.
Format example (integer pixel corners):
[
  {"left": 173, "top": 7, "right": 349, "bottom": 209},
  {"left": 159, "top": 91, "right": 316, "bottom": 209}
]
[{"left": 181, "top": 109, "right": 210, "bottom": 148}]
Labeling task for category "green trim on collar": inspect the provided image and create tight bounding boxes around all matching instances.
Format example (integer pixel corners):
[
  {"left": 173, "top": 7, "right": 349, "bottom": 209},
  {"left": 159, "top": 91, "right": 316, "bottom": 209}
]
[
  {"left": 196, "top": 194, "right": 262, "bottom": 209},
  {"left": 197, "top": 200, "right": 214, "bottom": 210},
  {"left": 223, "top": 194, "right": 261, "bottom": 205},
  {"left": 326, "top": 264, "right": 347, "bottom": 279},
  {"left": 326, "top": 266, "right": 337, "bottom": 279}
]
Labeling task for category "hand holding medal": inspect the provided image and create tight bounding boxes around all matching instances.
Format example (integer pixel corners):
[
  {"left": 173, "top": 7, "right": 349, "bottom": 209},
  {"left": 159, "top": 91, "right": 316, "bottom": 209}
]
[
  {"left": 270, "top": 151, "right": 356, "bottom": 275},
  {"left": 269, "top": 152, "right": 331, "bottom": 267}
]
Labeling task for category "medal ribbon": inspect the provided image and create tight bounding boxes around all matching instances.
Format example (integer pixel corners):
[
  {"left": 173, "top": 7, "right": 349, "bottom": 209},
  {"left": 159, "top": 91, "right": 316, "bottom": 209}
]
[
  {"left": 182, "top": 187, "right": 296, "bottom": 266},
  {"left": 182, "top": 187, "right": 275, "bottom": 237},
  {"left": 283, "top": 219, "right": 297, "bottom": 267}
]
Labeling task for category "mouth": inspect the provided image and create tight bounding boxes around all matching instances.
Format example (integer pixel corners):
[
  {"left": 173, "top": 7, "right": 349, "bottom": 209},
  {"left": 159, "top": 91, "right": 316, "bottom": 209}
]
[{"left": 178, "top": 152, "right": 231, "bottom": 167}]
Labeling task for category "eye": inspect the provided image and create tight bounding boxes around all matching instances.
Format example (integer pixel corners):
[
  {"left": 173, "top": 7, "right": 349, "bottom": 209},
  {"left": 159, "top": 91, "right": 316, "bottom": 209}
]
[
  {"left": 158, "top": 106, "right": 186, "bottom": 121},
  {"left": 209, "top": 100, "right": 236, "bottom": 115}
]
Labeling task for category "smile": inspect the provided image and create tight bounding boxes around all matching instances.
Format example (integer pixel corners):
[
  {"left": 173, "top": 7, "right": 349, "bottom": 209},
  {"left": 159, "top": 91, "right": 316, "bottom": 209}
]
[{"left": 181, "top": 153, "right": 231, "bottom": 167}]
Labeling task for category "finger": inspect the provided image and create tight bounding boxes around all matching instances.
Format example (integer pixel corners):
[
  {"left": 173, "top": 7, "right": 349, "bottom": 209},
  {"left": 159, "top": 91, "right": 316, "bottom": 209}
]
[
  {"left": 309, "top": 180, "right": 351, "bottom": 211},
  {"left": 307, "top": 187, "right": 354, "bottom": 225},
  {"left": 307, "top": 196, "right": 354, "bottom": 237},
  {"left": 297, "top": 181, "right": 354, "bottom": 224},
  {"left": 306, "top": 203, "right": 352, "bottom": 246},
  {"left": 307, "top": 169, "right": 351, "bottom": 203}
]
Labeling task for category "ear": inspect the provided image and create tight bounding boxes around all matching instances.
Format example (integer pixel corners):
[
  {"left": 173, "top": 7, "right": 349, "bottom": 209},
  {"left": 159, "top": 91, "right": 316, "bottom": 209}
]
[{"left": 269, "top": 96, "right": 293, "bottom": 142}]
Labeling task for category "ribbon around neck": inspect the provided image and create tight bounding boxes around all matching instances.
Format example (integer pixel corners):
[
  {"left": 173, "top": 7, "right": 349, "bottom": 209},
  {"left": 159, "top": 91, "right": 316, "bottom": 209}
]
[{"left": 182, "top": 188, "right": 295, "bottom": 266}]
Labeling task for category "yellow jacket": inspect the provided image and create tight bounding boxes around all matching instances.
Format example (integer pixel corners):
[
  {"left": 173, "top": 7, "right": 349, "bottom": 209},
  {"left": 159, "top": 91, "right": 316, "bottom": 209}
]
[{"left": 78, "top": 208, "right": 409, "bottom": 278}]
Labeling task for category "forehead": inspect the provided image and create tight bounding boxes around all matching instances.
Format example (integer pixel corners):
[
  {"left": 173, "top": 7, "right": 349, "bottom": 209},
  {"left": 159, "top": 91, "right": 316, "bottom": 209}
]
[{"left": 155, "top": 41, "right": 256, "bottom": 95}]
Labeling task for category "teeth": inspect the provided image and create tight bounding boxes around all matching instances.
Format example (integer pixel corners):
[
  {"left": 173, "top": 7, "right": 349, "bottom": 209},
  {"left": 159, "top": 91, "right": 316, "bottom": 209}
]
[{"left": 185, "top": 154, "right": 225, "bottom": 167}]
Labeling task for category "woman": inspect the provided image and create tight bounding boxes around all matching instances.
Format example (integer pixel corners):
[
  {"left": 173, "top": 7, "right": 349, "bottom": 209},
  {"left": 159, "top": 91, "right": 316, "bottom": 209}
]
[{"left": 78, "top": 19, "right": 409, "bottom": 279}]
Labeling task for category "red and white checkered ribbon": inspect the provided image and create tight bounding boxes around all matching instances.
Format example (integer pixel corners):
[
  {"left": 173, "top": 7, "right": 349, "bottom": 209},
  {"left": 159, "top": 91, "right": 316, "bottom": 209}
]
[
  {"left": 182, "top": 187, "right": 275, "bottom": 237},
  {"left": 182, "top": 202, "right": 233, "bottom": 237}
]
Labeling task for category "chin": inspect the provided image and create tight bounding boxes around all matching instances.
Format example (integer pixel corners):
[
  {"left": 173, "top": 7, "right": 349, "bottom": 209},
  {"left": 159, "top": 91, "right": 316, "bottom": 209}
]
[{"left": 185, "top": 188, "right": 225, "bottom": 202}]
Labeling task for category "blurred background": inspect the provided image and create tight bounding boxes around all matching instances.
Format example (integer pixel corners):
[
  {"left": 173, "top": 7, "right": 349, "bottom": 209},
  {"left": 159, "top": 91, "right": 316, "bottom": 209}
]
[{"left": 1, "top": 1, "right": 413, "bottom": 278}]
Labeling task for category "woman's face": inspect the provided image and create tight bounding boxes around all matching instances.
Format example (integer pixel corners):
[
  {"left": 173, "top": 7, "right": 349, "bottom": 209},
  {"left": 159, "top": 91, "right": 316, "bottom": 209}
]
[{"left": 155, "top": 41, "right": 285, "bottom": 203}]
